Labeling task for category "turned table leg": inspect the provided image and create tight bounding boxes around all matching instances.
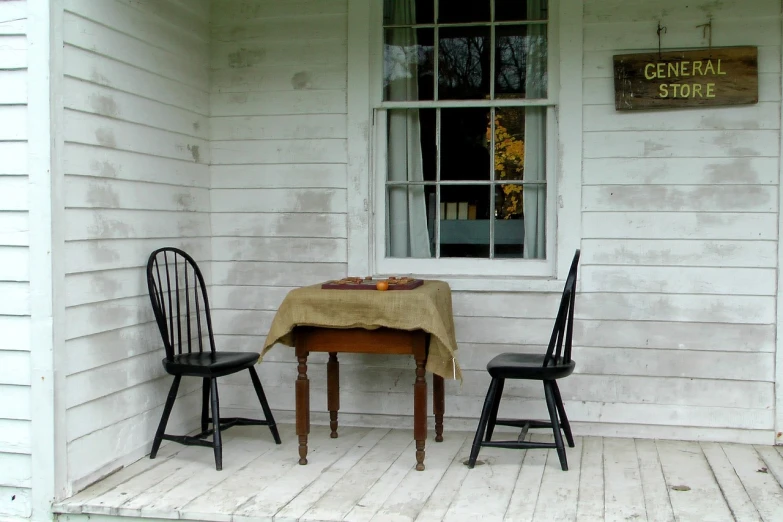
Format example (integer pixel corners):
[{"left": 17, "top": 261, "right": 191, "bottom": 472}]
[
  {"left": 414, "top": 353, "right": 427, "bottom": 471},
  {"left": 327, "top": 352, "right": 339, "bottom": 438},
  {"left": 433, "top": 374, "right": 444, "bottom": 442},
  {"left": 296, "top": 349, "right": 310, "bottom": 465}
]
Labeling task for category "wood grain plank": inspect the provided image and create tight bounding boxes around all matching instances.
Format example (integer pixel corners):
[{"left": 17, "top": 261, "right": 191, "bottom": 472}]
[
  {"left": 576, "top": 437, "right": 604, "bottom": 522},
  {"left": 581, "top": 239, "right": 777, "bottom": 268},
  {"left": 273, "top": 428, "right": 390, "bottom": 521},
  {"left": 603, "top": 438, "right": 645, "bottom": 521},
  {"left": 300, "top": 429, "right": 413, "bottom": 521},
  {"left": 445, "top": 443, "right": 521, "bottom": 521},
  {"left": 532, "top": 436, "right": 583, "bottom": 521},
  {"left": 700, "top": 442, "right": 761, "bottom": 521},
  {"left": 634, "top": 439, "right": 674, "bottom": 522},
  {"left": 367, "top": 433, "right": 469, "bottom": 522},
  {"left": 719, "top": 443, "right": 783, "bottom": 520},
  {"left": 583, "top": 212, "right": 778, "bottom": 241},
  {"left": 655, "top": 440, "right": 733, "bottom": 521},
  {"left": 231, "top": 427, "right": 372, "bottom": 521}
]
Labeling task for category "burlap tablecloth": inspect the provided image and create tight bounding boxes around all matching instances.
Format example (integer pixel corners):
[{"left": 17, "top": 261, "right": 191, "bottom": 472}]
[{"left": 261, "top": 280, "right": 462, "bottom": 380}]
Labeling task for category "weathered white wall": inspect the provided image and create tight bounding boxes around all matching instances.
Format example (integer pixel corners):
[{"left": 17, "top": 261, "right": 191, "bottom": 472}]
[
  {"left": 212, "top": 0, "right": 781, "bottom": 446},
  {"left": 577, "top": 0, "right": 779, "bottom": 444},
  {"left": 0, "top": 1, "right": 33, "bottom": 517},
  {"left": 61, "top": 0, "right": 212, "bottom": 491},
  {"left": 208, "top": 0, "right": 350, "bottom": 417}
]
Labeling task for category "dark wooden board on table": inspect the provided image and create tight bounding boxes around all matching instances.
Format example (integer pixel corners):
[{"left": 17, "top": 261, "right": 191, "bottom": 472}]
[{"left": 321, "top": 278, "right": 424, "bottom": 290}]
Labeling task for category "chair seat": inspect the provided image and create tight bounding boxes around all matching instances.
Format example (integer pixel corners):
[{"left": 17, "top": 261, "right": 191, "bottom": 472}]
[
  {"left": 487, "top": 353, "right": 575, "bottom": 380},
  {"left": 163, "top": 351, "right": 260, "bottom": 376}
]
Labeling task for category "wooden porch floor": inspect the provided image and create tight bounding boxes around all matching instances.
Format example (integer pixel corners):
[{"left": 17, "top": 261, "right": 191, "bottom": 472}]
[{"left": 54, "top": 424, "right": 783, "bottom": 522}]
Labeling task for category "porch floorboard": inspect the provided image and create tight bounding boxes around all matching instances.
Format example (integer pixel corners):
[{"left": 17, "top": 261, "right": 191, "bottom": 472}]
[{"left": 53, "top": 424, "right": 783, "bottom": 521}]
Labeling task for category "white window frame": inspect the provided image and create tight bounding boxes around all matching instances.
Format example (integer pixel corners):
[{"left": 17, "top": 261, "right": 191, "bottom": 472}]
[{"left": 346, "top": 0, "right": 583, "bottom": 288}]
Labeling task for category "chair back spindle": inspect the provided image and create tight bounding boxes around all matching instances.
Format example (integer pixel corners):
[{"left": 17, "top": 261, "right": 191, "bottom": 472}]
[
  {"left": 543, "top": 249, "right": 580, "bottom": 367},
  {"left": 147, "top": 247, "right": 216, "bottom": 361}
]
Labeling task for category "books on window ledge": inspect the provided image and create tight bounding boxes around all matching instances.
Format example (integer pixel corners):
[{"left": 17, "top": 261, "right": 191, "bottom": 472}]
[{"left": 440, "top": 202, "right": 478, "bottom": 220}]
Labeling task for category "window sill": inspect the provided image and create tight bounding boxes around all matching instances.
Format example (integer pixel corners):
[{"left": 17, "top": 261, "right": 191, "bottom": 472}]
[{"left": 412, "top": 275, "right": 567, "bottom": 293}]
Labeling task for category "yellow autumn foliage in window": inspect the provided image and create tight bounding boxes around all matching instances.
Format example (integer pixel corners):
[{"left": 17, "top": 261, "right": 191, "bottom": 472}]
[{"left": 487, "top": 114, "right": 525, "bottom": 219}]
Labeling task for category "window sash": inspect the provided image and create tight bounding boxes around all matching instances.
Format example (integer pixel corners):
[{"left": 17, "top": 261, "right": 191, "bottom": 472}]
[
  {"left": 370, "top": 0, "right": 559, "bottom": 277},
  {"left": 372, "top": 107, "right": 558, "bottom": 277}
]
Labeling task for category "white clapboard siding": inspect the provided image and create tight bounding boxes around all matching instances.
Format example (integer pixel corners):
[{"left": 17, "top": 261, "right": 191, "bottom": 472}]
[
  {"left": 575, "top": 0, "right": 781, "bottom": 445},
  {"left": 208, "top": 0, "right": 349, "bottom": 420},
  {"left": 0, "top": 0, "right": 31, "bottom": 516},
  {"left": 62, "top": 0, "right": 212, "bottom": 490}
]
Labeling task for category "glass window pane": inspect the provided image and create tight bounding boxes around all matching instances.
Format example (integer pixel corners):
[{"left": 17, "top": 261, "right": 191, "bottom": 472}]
[
  {"left": 493, "top": 106, "right": 547, "bottom": 260},
  {"left": 386, "top": 109, "right": 436, "bottom": 258},
  {"left": 440, "top": 108, "right": 491, "bottom": 182},
  {"left": 495, "top": 25, "right": 548, "bottom": 98},
  {"left": 438, "top": 26, "right": 491, "bottom": 100},
  {"left": 495, "top": 0, "right": 549, "bottom": 21},
  {"left": 384, "top": 28, "right": 434, "bottom": 101},
  {"left": 384, "top": 0, "right": 434, "bottom": 25},
  {"left": 386, "top": 186, "right": 436, "bottom": 258},
  {"left": 493, "top": 185, "right": 525, "bottom": 258},
  {"left": 438, "top": 0, "right": 489, "bottom": 23},
  {"left": 493, "top": 107, "right": 525, "bottom": 182},
  {"left": 440, "top": 185, "right": 490, "bottom": 258}
]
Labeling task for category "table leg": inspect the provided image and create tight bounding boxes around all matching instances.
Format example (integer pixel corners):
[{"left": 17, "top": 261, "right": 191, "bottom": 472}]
[
  {"left": 414, "top": 353, "right": 427, "bottom": 471},
  {"left": 296, "top": 351, "right": 310, "bottom": 465},
  {"left": 327, "top": 352, "right": 339, "bottom": 438},
  {"left": 433, "top": 374, "right": 444, "bottom": 442}
]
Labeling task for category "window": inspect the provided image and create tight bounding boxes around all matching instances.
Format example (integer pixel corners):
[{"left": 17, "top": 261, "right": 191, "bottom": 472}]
[{"left": 373, "top": 0, "right": 556, "bottom": 277}]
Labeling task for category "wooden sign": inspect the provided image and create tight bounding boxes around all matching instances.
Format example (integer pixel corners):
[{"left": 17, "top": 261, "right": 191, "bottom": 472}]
[{"left": 614, "top": 46, "right": 758, "bottom": 110}]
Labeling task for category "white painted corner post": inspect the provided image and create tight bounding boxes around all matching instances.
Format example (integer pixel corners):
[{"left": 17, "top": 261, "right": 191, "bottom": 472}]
[
  {"left": 775, "top": 5, "right": 783, "bottom": 446},
  {"left": 28, "top": 0, "right": 67, "bottom": 518},
  {"left": 345, "top": 0, "right": 373, "bottom": 276},
  {"left": 555, "top": 0, "right": 583, "bottom": 280}
]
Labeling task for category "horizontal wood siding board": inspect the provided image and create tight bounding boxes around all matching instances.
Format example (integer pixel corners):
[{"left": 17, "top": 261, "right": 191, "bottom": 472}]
[
  {"left": 210, "top": 164, "right": 346, "bottom": 189},
  {"left": 63, "top": 238, "right": 210, "bottom": 274},
  {"left": 580, "top": 239, "right": 777, "bottom": 268},
  {"left": 63, "top": 0, "right": 210, "bottom": 488},
  {"left": 63, "top": 0, "right": 209, "bottom": 59},
  {"left": 580, "top": 266, "right": 777, "bottom": 295},
  {"left": 65, "top": 210, "right": 210, "bottom": 241},
  {"left": 582, "top": 185, "right": 776, "bottom": 212},
  {"left": 63, "top": 78, "right": 208, "bottom": 140},
  {"left": 584, "top": 0, "right": 780, "bottom": 23},
  {"left": 210, "top": 65, "right": 346, "bottom": 93},
  {"left": 64, "top": 144, "right": 209, "bottom": 187},
  {"left": 583, "top": 130, "right": 779, "bottom": 159},
  {"left": 63, "top": 13, "right": 208, "bottom": 88},
  {"left": 64, "top": 47, "right": 209, "bottom": 115},
  {"left": 582, "top": 212, "right": 778, "bottom": 240},
  {"left": 65, "top": 177, "right": 209, "bottom": 212},
  {"left": 583, "top": 157, "right": 780, "bottom": 185},
  {"left": 211, "top": 213, "right": 347, "bottom": 239},
  {"left": 66, "top": 376, "right": 199, "bottom": 443}
]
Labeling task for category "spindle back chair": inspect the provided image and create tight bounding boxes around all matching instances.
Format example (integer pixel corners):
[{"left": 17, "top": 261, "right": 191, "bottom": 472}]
[
  {"left": 147, "top": 247, "right": 281, "bottom": 471},
  {"left": 468, "top": 249, "right": 580, "bottom": 471}
]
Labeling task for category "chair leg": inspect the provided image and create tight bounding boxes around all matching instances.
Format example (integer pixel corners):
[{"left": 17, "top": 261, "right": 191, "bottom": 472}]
[
  {"left": 210, "top": 378, "right": 223, "bottom": 471},
  {"left": 551, "top": 381, "right": 574, "bottom": 448},
  {"left": 201, "top": 378, "right": 210, "bottom": 433},
  {"left": 468, "top": 378, "right": 500, "bottom": 468},
  {"left": 151, "top": 375, "right": 181, "bottom": 459},
  {"left": 485, "top": 378, "right": 505, "bottom": 442},
  {"left": 249, "top": 366, "right": 281, "bottom": 444},
  {"left": 544, "top": 381, "right": 568, "bottom": 471}
]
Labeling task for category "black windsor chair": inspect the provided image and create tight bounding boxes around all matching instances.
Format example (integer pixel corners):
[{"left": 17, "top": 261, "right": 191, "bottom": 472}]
[
  {"left": 468, "top": 249, "right": 580, "bottom": 471},
  {"left": 146, "top": 247, "right": 281, "bottom": 470}
]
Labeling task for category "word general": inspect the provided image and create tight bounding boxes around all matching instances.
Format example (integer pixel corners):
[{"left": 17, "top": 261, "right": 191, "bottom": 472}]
[{"left": 644, "top": 59, "right": 727, "bottom": 99}]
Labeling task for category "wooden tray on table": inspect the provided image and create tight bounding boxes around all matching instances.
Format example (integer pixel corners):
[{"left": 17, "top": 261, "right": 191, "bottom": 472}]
[{"left": 321, "top": 277, "right": 424, "bottom": 290}]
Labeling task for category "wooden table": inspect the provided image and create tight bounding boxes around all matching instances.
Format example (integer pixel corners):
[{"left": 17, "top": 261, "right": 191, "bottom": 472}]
[{"left": 294, "top": 326, "right": 445, "bottom": 471}]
